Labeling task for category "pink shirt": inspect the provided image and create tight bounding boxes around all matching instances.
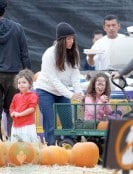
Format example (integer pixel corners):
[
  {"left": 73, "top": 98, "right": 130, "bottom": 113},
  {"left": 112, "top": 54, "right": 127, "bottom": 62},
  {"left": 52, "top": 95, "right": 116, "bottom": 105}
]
[{"left": 84, "top": 96, "right": 112, "bottom": 121}]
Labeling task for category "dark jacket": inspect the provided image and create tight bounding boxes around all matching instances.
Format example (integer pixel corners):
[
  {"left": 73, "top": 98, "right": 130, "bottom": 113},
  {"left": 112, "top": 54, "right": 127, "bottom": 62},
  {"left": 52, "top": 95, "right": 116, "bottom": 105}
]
[
  {"left": 0, "top": 18, "right": 31, "bottom": 72},
  {"left": 120, "top": 59, "right": 133, "bottom": 76}
]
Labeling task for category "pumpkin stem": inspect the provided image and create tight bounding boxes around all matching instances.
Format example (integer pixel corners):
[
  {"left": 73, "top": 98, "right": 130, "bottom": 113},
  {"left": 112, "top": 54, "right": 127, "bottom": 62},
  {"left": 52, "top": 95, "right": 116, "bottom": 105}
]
[
  {"left": 62, "top": 143, "right": 72, "bottom": 150},
  {"left": 81, "top": 136, "right": 87, "bottom": 142}
]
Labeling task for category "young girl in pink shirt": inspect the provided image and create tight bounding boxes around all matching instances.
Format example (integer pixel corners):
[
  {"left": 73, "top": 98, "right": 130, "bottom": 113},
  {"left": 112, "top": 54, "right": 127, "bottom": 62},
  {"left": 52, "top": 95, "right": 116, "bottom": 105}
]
[
  {"left": 10, "top": 69, "right": 38, "bottom": 142},
  {"left": 84, "top": 73, "right": 112, "bottom": 121}
]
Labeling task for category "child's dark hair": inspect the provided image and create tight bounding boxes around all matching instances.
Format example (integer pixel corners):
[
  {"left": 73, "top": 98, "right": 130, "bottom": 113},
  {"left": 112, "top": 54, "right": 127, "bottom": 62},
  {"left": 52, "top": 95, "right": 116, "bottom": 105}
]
[
  {"left": 86, "top": 72, "right": 111, "bottom": 100},
  {"left": 14, "top": 69, "right": 34, "bottom": 89}
]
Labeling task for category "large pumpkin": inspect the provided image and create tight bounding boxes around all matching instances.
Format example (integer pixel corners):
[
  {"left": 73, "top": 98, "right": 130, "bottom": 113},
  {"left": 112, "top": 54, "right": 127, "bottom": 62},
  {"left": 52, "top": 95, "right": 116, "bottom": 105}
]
[
  {"left": 8, "top": 142, "right": 35, "bottom": 165},
  {"left": 40, "top": 145, "right": 69, "bottom": 165},
  {"left": 0, "top": 141, "right": 7, "bottom": 167},
  {"left": 71, "top": 142, "right": 99, "bottom": 167},
  {"left": 40, "top": 146, "right": 54, "bottom": 165},
  {"left": 97, "top": 121, "right": 108, "bottom": 130}
]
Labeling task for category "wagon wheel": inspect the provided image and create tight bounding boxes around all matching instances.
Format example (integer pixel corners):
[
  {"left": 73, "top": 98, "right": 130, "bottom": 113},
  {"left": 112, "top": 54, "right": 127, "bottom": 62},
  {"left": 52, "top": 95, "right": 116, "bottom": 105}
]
[{"left": 58, "top": 138, "right": 76, "bottom": 148}]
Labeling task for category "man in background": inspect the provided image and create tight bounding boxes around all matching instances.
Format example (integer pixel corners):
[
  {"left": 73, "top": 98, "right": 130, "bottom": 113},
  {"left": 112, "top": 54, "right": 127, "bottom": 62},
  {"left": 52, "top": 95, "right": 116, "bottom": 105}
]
[
  {"left": 87, "top": 14, "right": 125, "bottom": 70},
  {"left": 0, "top": 0, "right": 31, "bottom": 140}
]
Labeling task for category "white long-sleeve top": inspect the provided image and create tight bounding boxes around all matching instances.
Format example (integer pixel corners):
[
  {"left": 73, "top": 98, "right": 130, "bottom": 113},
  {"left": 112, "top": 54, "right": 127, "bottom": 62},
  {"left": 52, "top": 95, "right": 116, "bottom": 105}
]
[
  {"left": 35, "top": 45, "right": 83, "bottom": 99},
  {"left": 91, "top": 34, "right": 125, "bottom": 70}
]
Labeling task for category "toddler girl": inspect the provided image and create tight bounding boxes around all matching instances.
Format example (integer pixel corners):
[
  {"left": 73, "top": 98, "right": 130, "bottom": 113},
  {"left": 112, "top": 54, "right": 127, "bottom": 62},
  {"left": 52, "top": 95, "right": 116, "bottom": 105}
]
[{"left": 10, "top": 69, "right": 38, "bottom": 142}]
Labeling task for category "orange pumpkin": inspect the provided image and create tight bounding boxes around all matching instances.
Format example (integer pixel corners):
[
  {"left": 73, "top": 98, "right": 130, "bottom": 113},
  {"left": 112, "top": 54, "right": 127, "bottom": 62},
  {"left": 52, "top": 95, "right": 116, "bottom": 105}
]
[
  {"left": 40, "top": 146, "right": 53, "bottom": 165},
  {"left": 0, "top": 141, "right": 7, "bottom": 167},
  {"left": 8, "top": 142, "right": 35, "bottom": 166},
  {"left": 71, "top": 142, "right": 99, "bottom": 167},
  {"left": 4, "top": 142, "right": 13, "bottom": 166},
  {"left": 62, "top": 143, "right": 73, "bottom": 164},
  {"left": 66, "top": 149, "right": 73, "bottom": 164},
  {"left": 97, "top": 121, "right": 108, "bottom": 130},
  {"left": 40, "top": 145, "right": 69, "bottom": 165},
  {"left": 31, "top": 144, "right": 40, "bottom": 164}
]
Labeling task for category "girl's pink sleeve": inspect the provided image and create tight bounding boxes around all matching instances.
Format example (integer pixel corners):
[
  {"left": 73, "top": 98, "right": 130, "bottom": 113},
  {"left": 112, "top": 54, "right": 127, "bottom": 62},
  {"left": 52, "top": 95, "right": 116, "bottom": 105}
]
[
  {"left": 84, "top": 97, "right": 95, "bottom": 120},
  {"left": 96, "top": 100, "right": 112, "bottom": 116},
  {"left": 104, "top": 102, "right": 113, "bottom": 115}
]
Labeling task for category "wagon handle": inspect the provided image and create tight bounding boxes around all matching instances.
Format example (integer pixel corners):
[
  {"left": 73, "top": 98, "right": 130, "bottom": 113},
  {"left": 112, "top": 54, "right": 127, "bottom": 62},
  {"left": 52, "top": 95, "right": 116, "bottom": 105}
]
[
  {"left": 111, "top": 76, "right": 127, "bottom": 90},
  {"left": 111, "top": 76, "right": 130, "bottom": 102}
]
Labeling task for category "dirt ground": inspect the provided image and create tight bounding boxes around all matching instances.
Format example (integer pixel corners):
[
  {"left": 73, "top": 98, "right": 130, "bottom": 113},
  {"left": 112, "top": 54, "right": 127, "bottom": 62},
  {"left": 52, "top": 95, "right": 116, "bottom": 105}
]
[{"left": 0, "top": 164, "right": 116, "bottom": 174}]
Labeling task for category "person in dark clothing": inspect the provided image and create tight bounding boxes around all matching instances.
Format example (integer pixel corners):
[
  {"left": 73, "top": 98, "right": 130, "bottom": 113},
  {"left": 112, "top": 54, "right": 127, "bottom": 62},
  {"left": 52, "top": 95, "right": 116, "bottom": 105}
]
[{"left": 0, "top": 0, "right": 31, "bottom": 140}]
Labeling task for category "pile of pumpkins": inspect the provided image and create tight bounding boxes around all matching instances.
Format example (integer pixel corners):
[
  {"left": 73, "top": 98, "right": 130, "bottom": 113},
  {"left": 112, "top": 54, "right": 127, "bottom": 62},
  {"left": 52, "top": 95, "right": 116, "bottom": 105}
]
[{"left": 0, "top": 141, "right": 99, "bottom": 168}]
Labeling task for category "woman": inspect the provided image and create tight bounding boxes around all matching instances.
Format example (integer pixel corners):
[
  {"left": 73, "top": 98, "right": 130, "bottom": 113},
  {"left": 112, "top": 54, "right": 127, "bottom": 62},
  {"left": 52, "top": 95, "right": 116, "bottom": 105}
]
[{"left": 36, "top": 22, "right": 84, "bottom": 145}]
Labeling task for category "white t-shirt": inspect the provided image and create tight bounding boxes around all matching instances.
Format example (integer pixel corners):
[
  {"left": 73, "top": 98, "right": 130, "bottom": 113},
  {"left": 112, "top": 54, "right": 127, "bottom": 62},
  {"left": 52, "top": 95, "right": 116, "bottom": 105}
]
[{"left": 91, "top": 34, "right": 125, "bottom": 70}]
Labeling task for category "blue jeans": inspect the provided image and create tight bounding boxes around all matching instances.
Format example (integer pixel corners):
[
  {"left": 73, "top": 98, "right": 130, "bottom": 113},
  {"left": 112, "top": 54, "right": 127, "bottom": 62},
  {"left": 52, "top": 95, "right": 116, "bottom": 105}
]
[{"left": 36, "top": 89, "right": 73, "bottom": 145}]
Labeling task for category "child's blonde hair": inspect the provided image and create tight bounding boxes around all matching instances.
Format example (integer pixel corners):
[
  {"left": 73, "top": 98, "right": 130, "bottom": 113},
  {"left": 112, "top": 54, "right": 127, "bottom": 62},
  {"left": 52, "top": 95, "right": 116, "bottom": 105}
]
[{"left": 14, "top": 69, "right": 34, "bottom": 89}]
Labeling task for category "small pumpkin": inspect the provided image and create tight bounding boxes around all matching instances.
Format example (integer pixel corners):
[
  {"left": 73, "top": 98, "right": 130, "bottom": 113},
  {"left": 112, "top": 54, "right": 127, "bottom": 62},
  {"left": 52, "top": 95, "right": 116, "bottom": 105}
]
[
  {"left": 40, "top": 145, "right": 69, "bottom": 166},
  {"left": 39, "top": 146, "right": 52, "bottom": 165},
  {"left": 97, "top": 121, "right": 108, "bottom": 130},
  {"left": 8, "top": 142, "right": 35, "bottom": 165},
  {"left": 31, "top": 143, "right": 40, "bottom": 164},
  {"left": 0, "top": 141, "right": 7, "bottom": 167},
  {"left": 66, "top": 149, "right": 72, "bottom": 164},
  {"left": 62, "top": 143, "right": 73, "bottom": 164},
  {"left": 71, "top": 142, "right": 99, "bottom": 167}
]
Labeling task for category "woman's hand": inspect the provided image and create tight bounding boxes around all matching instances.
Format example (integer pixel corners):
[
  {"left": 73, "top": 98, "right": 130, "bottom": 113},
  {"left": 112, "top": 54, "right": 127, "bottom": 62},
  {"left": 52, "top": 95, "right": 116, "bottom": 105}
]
[
  {"left": 100, "top": 95, "right": 109, "bottom": 103},
  {"left": 111, "top": 71, "right": 120, "bottom": 79},
  {"left": 72, "top": 93, "right": 84, "bottom": 103}
]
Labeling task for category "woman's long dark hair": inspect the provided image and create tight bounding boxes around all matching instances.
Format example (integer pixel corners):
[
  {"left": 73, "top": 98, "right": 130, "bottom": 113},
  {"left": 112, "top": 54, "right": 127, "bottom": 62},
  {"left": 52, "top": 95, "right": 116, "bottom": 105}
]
[{"left": 55, "top": 37, "right": 80, "bottom": 71}]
